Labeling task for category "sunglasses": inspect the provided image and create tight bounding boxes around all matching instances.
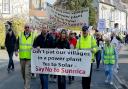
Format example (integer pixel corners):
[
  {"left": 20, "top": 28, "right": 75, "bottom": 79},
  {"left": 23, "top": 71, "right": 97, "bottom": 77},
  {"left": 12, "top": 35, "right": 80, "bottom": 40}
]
[
  {"left": 25, "top": 26, "right": 29, "bottom": 29},
  {"left": 42, "top": 26, "right": 48, "bottom": 29},
  {"left": 61, "top": 32, "right": 66, "bottom": 34}
]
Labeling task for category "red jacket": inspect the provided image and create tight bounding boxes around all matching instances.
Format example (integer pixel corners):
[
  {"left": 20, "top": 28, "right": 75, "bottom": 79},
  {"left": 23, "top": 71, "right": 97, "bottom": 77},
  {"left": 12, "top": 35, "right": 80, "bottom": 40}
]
[{"left": 69, "top": 37, "right": 77, "bottom": 48}]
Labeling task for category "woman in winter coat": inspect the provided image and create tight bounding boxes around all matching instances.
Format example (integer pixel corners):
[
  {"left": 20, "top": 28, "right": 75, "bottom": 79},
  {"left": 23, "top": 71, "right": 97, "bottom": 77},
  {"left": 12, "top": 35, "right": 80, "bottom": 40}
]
[{"left": 56, "top": 29, "right": 70, "bottom": 89}]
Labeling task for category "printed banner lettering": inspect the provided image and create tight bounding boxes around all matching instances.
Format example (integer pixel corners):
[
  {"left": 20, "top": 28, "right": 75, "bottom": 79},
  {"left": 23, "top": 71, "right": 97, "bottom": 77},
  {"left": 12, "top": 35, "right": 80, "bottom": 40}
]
[{"left": 31, "top": 49, "right": 92, "bottom": 77}]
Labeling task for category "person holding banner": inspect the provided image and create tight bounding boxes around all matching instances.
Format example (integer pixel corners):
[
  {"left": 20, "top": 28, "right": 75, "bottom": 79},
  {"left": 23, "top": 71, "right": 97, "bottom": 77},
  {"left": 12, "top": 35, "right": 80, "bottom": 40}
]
[
  {"left": 76, "top": 25, "right": 97, "bottom": 89},
  {"left": 33, "top": 25, "right": 54, "bottom": 89},
  {"left": 56, "top": 29, "right": 70, "bottom": 89},
  {"left": 49, "top": 28, "right": 58, "bottom": 82},
  {"left": 68, "top": 31, "right": 77, "bottom": 84},
  {"left": 15, "top": 24, "right": 36, "bottom": 89}
]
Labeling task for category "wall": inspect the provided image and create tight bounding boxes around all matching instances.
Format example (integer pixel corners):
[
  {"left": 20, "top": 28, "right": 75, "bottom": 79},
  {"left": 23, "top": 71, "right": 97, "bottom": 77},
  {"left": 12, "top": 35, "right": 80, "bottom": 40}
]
[
  {"left": 0, "top": 0, "right": 29, "bottom": 20},
  {"left": 99, "top": 3, "right": 115, "bottom": 29},
  {"left": 114, "top": 9, "right": 126, "bottom": 31}
]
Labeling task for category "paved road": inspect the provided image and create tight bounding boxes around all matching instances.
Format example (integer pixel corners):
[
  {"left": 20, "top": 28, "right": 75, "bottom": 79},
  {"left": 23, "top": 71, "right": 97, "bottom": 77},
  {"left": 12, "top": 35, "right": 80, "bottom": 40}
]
[
  {"left": 116, "top": 45, "right": 128, "bottom": 89},
  {"left": 0, "top": 49, "right": 118, "bottom": 89},
  {"left": 0, "top": 63, "right": 115, "bottom": 89}
]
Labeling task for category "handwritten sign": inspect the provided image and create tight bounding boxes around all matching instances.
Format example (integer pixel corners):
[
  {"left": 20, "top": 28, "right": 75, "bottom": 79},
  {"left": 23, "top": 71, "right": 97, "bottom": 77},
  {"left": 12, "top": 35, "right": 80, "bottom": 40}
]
[
  {"left": 46, "top": 3, "right": 89, "bottom": 27},
  {"left": 31, "top": 49, "right": 92, "bottom": 77},
  {"left": 98, "top": 19, "right": 106, "bottom": 32}
]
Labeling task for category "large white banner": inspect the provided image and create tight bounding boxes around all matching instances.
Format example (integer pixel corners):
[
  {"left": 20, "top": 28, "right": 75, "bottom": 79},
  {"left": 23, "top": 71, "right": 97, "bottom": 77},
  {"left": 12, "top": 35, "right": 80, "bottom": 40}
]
[
  {"left": 46, "top": 3, "right": 89, "bottom": 27},
  {"left": 31, "top": 49, "right": 92, "bottom": 77}
]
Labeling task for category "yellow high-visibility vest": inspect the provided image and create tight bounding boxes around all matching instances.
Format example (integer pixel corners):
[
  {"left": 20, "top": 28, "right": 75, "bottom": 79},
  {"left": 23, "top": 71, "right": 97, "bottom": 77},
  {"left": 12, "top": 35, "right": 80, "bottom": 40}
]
[
  {"left": 19, "top": 32, "right": 34, "bottom": 59},
  {"left": 76, "top": 35, "right": 97, "bottom": 62},
  {"left": 104, "top": 45, "right": 115, "bottom": 64}
]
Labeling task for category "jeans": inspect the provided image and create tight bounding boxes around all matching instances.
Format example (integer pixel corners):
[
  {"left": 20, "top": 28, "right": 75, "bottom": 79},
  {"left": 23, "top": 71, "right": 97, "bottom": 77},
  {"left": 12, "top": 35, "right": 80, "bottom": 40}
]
[
  {"left": 7, "top": 51, "right": 14, "bottom": 70},
  {"left": 58, "top": 75, "right": 66, "bottom": 89},
  {"left": 104, "top": 64, "right": 114, "bottom": 82},
  {"left": 68, "top": 76, "right": 74, "bottom": 81},
  {"left": 40, "top": 74, "right": 48, "bottom": 89},
  {"left": 101, "top": 49, "right": 104, "bottom": 65},
  {"left": 96, "top": 50, "right": 101, "bottom": 69}
]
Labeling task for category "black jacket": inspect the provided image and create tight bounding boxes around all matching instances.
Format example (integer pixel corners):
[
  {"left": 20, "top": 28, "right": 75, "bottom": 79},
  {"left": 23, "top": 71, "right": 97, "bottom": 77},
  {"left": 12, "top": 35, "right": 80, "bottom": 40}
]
[
  {"left": 5, "top": 31, "right": 16, "bottom": 53},
  {"left": 33, "top": 33, "right": 55, "bottom": 48},
  {"left": 56, "top": 39, "right": 70, "bottom": 49}
]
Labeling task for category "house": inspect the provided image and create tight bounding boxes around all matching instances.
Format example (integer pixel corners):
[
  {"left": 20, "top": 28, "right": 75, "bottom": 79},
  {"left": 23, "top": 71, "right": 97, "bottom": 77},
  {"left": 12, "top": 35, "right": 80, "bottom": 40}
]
[
  {"left": 0, "top": 0, "right": 29, "bottom": 20},
  {"left": 29, "top": 0, "right": 46, "bottom": 17},
  {"left": 93, "top": 0, "right": 127, "bottom": 31}
]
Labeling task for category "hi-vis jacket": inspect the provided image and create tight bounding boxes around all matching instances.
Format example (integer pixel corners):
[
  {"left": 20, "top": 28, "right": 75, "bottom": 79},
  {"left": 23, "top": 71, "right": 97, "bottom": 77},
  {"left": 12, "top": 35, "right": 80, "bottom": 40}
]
[
  {"left": 76, "top": 35, "right": 98, "bottom": 62},
  {"left": 103, "top": 44, "right": 116, "bottom": 64},
  {"left": 18, "top": 32, "right": 36, "bottom": 59}
]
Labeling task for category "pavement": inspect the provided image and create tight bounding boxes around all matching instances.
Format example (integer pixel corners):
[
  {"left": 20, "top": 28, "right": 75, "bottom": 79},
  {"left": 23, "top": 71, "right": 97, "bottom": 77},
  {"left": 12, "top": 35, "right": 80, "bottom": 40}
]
[
  {"left": 0, "top": 50, "right": 19, "bottom": 69},
  {"left": 114, "top": 45, "right": 128, "bottom": 89},
  {"left": 1, "top": 45, "right": 128, "bottom": 89}
]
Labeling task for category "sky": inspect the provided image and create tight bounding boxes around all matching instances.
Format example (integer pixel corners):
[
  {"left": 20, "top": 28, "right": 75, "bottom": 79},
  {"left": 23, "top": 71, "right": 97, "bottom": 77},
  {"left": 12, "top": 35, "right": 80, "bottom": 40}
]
[{"left": 45, "top": 0, "right": 56, "bottom": 4}]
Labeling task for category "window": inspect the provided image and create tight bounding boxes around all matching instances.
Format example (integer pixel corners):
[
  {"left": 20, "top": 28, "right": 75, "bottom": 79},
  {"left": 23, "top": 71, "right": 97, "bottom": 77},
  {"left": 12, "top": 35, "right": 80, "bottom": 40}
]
[
  {"left": 2, "top": 0, "right": 10, "bottom": 14},
  {"left": 0, "top": 1, "right": 2, "bottom": 13}
]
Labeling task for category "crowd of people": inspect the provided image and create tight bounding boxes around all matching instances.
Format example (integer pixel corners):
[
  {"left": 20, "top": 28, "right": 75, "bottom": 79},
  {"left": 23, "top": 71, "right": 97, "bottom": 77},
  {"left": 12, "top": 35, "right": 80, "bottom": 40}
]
[{"left": 4, "top": 21, "right": 128, "bottom": 89}]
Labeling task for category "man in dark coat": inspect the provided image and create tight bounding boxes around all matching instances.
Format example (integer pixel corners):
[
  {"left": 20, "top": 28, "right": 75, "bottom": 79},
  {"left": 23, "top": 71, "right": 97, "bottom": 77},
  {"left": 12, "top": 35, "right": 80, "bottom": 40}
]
[
  {"left": 5, "top": 28, "right": 16, "bottom": 73},
  {"left": 33, "top": 25, "right": 55, "bottom": 89}
]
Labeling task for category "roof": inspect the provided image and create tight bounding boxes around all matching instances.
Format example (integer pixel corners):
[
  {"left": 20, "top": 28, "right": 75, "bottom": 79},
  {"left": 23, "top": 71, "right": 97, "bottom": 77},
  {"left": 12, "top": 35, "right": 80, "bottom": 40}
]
[
  {"left": 121, "top": 0, "right": 128, "bottom": 4},
  {"left": 99, "top": 0, "right": 114, "bottom": 6},
  {"left": 29, "top": 9, "right": 46, "bottom": 17},
  {"left": 29, "top": 0, "right": 46, "bottom": 17},
  {"left": 99, "top": 1, "right": 115, "bottom": 7},
  {"left": 114, "top": 0, "right": 127, "bottom": 12},
  {"left": 99, "top": 0, "right": 127, "bottom": 12}
]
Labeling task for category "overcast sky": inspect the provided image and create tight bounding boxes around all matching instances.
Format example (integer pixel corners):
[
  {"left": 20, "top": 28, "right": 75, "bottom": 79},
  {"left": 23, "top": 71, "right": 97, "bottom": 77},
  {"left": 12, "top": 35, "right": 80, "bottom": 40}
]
[{"left": 45, "top": 0, "right": 56, "bottom": 4}]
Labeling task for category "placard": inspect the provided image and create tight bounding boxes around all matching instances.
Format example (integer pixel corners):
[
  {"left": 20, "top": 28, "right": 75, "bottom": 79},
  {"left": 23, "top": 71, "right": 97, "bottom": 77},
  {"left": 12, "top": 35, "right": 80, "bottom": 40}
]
[{"left": 31, "top": 49, "right": 92, "bottom": 77}]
